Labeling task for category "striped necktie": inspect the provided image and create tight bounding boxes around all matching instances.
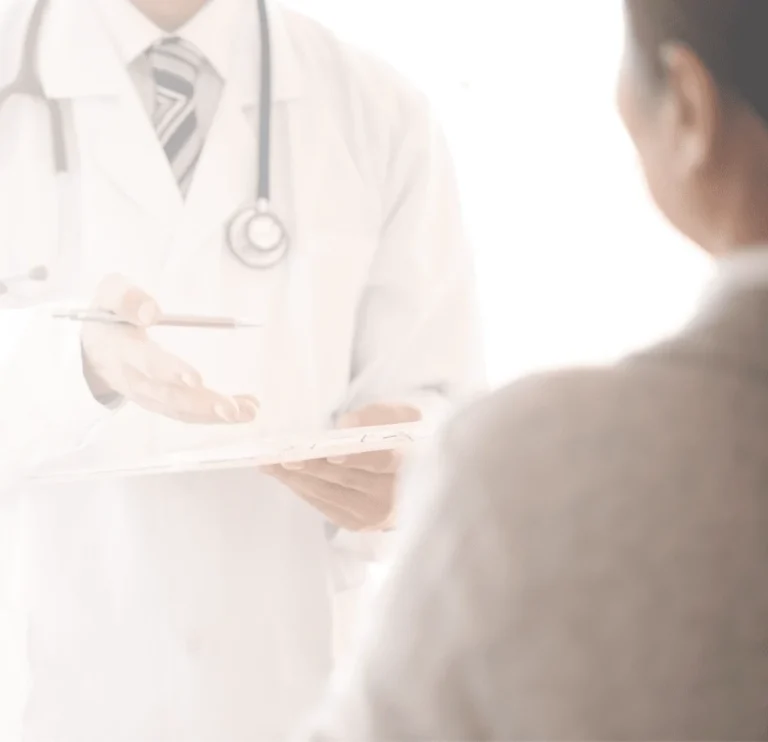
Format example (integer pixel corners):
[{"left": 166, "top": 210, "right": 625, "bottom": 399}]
[{"left": 147, "top": 37, "right": 204, "bottom": 197}]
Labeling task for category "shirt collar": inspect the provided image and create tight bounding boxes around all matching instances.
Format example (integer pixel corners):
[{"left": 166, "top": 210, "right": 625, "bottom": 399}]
[
  {"left": 91, "top": 0, "right": 247, "bottom": 80},
  {"left": 712, "top": 246, "right": 768, "bottom": 293},
  {"left": 694, "top": 246, "right": 768, "bottom": 316},
  {"left": 42, "top": 0, "right": 305, "bottom": 102}
]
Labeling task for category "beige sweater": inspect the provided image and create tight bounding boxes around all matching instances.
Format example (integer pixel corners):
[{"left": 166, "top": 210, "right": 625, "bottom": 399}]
[{"left": 300, "top": 272, "right": 768, "bottom": 741}]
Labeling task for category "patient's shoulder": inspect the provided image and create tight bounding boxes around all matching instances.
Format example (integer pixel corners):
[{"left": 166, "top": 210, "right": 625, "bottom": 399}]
[
  {"left": 443, "top": 365, "right": 623, "bottom": 457},
  {"left": 417, "top": 365, "right": 651, "bottom": 558},
  {"left": 432, "top": 362, "right": 668, "bottom": 517}
]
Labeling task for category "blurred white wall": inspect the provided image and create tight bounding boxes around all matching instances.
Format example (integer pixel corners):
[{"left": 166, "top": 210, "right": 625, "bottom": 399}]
[{"left": 284, "top": 0, "right": 714, "bottom": 385}]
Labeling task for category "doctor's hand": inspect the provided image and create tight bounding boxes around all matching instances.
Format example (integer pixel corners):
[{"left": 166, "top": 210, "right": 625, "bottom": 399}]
[
  {"left": 81, "top": 275, "right": 259, "bottom": 424},
  {"left": 262, "top": 403, "right": 422, "bottom": 532}
]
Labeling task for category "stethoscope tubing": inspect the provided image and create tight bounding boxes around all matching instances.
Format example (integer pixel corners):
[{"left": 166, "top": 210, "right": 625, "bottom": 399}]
[
  {"left": 0, "top": 0, "right": 288, "bottom": 269},
  {"left": 256, "top": 0, "right": 271, "bottom": 203}
]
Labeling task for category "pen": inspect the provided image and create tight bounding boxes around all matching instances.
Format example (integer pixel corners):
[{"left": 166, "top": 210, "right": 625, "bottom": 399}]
[{"left": 51, "top": 309, "right": 263, "bottom": 330}]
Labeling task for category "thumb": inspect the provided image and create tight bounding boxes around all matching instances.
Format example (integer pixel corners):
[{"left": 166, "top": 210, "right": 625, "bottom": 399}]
[
  {"left": 336, "top": 411, "right": 361, "bottom": 429},
  {"left": 337, "top": 403, "right": 422, "bottom": 429},
  {"left": 93, "top": 274, "right": 161, "bottom": 328}
]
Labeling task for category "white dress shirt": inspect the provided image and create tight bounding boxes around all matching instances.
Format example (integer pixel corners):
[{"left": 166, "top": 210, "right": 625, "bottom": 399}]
[
  {"left": 695, "top": 246, "right": 768, "bottom": 316},
  {"left": 715, "top": 246, "right": 768, "bottom": 291},
  {"left": 89, "top": 0, "right": 250, "bottom": 138}
]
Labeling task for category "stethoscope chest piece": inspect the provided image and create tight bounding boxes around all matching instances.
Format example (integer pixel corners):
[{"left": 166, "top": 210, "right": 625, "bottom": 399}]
[{"left": 227, "top": 199, "right": 289, "bottom": 269}]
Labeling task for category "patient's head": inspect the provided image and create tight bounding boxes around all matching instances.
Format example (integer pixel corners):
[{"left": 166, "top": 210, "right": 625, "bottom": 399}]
[{"left": 619, "top": 1, "right": 768, "bottom": 255}]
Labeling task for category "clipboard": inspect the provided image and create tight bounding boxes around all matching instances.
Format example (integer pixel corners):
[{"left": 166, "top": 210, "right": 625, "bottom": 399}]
[{"left": 29, "top": 422, "right": 431, "bottom": 483}]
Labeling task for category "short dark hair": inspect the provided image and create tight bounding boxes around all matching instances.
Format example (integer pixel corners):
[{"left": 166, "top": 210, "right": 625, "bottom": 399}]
[{"left": 625, "top": 0, "right": 768, "bottom": 123}]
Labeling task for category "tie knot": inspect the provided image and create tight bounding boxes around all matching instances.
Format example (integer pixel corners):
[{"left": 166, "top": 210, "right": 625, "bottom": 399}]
[{"left": 148, "top": 37, "right": 205, "bottom": 84}]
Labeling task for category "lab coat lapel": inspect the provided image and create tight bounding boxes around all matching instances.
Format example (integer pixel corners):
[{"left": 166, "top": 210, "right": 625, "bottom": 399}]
[
  {"left": 75, "top": 89, "right": 183, "bottom": 225},
  {"left": 40, "top": 0, "right": 182, "bottom": 225},
  {"left": 171, "top": 88, "right": 255, "bottom": 261}
]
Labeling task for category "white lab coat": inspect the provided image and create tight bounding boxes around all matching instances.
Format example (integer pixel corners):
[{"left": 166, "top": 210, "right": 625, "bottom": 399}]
[{"left": 0, "top": 0, "right": 480, "bottom": 739}]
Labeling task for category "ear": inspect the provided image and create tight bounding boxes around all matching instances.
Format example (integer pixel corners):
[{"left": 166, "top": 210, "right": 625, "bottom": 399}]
[{"left": 658, "top": 43, "right": 721, "bottom": 174}]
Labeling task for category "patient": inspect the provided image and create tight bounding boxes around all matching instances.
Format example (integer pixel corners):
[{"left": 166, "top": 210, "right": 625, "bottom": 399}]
[{"left": 298, "top": 2, "right": 768, "bottom": 740}]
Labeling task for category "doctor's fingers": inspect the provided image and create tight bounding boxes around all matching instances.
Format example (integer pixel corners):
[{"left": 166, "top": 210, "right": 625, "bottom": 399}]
[
  {"left": 133, "top": 389, "right": 259, "bottom": 425},
  {"left": 87, "top": 335, "right": 204, "bottom": 389},
  {"left": 267, "top": 467, "right": 395, "bottom": 529},
  {"left": 293, "top": 485, "right": 368, "bottom": 532},
  {"left": 326, "top": 448, "right": 403, "bottom": 473},
  {"left": 121, "top": 367, "right": 259, "bottom": 424},
  {"left": 123, "top": 338, "right": 206, "bottom": 388},
  {"left": 269, "top": 473, "right": 371, "bottom": 532},
  {"left": 283, "top": 459, "right": 396, "bottom": 494},
  {"left": 92, "top": 274, "right": 161, "bottom": 327},
  {"left": 337, "top": 403, "right": 422, "bottom": 428}
]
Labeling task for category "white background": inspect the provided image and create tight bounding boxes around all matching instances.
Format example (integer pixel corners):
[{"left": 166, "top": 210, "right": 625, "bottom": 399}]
[{"left": 284, "top": 0, "right": 714, "bottom": 385}]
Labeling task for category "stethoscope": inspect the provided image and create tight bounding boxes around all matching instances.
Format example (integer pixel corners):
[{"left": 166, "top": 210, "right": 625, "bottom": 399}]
[{"left": 0, "top": 0, "right": 290, "bottom": 270}]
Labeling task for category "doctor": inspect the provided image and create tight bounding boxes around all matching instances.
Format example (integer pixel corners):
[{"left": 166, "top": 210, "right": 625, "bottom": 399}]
[{"left": 0, "top": 0, "right": 480, "bottom": 739}]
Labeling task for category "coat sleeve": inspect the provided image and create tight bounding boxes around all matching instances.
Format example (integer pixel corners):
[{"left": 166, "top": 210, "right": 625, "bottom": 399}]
[
  {"left": 327, "top": 85, "right": 485, "bottom": 588},
  {"left": 0, "top": 3, "right": 117, "bottom": 491},
  {"left": 0, "top": 307, "right": 117, "bottom": 491},
  {"left": 340, "top": 88, "right": 483, "bottom": 418}
]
